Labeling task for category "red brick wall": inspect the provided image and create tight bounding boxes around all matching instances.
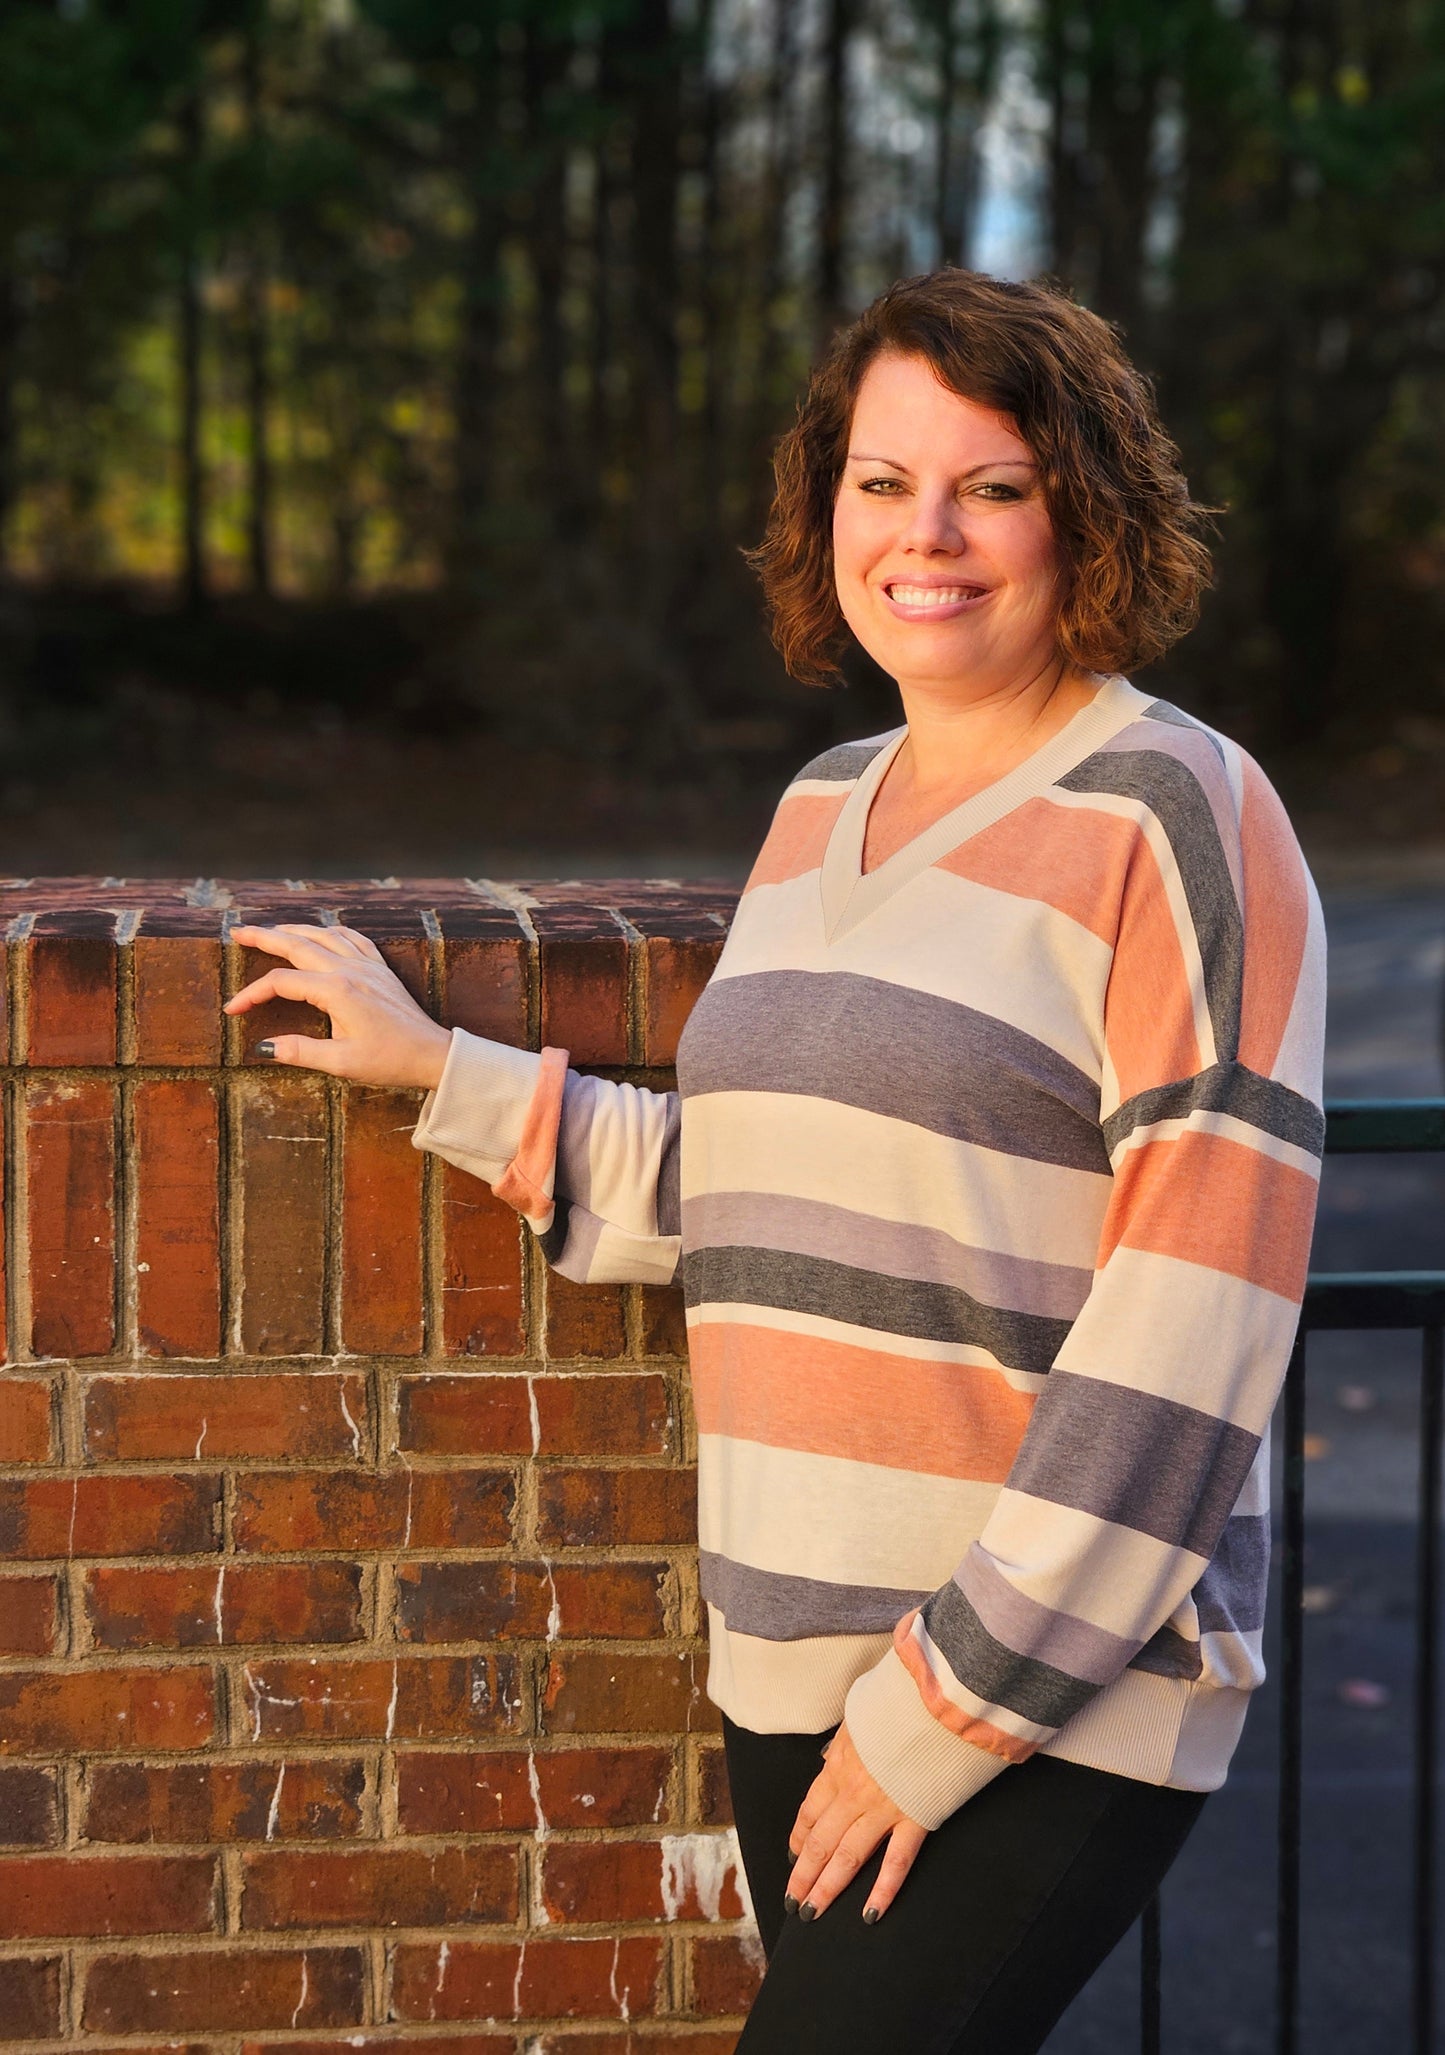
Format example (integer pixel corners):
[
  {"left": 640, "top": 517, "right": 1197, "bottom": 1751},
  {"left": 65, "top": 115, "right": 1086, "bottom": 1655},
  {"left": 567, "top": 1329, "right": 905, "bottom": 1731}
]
[{"left": 0, "top": 878, "right": 763, "bottom": 2053}]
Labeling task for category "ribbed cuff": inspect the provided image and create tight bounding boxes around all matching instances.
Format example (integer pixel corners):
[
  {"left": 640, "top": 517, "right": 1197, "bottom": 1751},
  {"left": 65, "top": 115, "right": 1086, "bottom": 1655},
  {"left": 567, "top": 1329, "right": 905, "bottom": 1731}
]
[
  {"left": 844, "top": 1645, "right": 1009, "bottom": 1830},
  {"left": 410, "top": 1028, "right": 545, "bottom": 1185}
]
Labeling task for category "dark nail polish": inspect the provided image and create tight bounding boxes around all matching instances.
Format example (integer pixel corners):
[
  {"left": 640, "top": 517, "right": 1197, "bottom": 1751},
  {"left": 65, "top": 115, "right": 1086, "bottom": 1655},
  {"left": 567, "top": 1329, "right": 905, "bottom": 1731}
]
[
  {"left": 798, "top": 1901, "right": 818, "bottom": 1922},
  {"left": 254, "top": 1040, "right": 275, "bottom": 1059},
  {"left": 863, "top": 1905, "right": 880, "bottom": 1925},
  {"left": 783, "top": 1893, "right": 799, "bottom": 1916}
]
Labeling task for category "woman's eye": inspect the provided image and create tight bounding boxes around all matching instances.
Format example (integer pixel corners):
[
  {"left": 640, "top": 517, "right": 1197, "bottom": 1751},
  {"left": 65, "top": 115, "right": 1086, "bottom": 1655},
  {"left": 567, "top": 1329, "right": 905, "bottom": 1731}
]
[
  {"left": 973, "top": 481, "right": 1023, "bottom": 501},
  {"left": 859, "top": 478, "right": 903, "bottom": 494}
]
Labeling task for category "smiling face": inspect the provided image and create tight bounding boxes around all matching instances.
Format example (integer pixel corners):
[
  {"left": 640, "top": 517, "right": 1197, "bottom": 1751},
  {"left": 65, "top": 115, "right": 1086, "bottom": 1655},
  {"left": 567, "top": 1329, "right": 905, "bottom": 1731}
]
[{"left": 831, "top": 350, "right": 1067, "bottom": 704}]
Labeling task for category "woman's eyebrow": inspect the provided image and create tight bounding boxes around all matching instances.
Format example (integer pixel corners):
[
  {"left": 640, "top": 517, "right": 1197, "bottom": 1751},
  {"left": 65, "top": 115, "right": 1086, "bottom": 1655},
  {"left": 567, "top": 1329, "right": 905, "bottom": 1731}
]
[{"left": 844, "top": 454, "right": 1035, "bottom": 478}]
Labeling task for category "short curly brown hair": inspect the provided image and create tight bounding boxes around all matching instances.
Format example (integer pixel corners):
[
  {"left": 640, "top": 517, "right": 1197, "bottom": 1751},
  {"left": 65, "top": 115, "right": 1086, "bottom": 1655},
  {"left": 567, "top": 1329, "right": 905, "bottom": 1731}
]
[{"left": 744, "top": 268, "right": 1215, "bottom": 686}]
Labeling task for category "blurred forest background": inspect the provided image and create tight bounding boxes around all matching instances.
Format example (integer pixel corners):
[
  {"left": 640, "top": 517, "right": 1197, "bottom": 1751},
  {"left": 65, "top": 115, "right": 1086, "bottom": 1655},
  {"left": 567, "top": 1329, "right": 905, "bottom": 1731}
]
[{"left": 1, "top": 0, "right": 1443, "bottom": 874}]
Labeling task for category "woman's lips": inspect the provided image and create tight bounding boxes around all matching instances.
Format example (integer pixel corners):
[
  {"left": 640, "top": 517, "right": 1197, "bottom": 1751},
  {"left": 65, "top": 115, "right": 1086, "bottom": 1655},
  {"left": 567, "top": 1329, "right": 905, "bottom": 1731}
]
[{"left": 880, "top": 581, "right": 992, "bottom": 622}]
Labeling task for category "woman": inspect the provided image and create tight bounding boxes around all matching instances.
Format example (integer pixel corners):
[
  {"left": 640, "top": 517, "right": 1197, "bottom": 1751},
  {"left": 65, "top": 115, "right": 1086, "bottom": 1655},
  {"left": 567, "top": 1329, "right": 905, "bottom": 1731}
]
[{"left": 227, "top": 268, "right": 1326, "bottom": 2052}]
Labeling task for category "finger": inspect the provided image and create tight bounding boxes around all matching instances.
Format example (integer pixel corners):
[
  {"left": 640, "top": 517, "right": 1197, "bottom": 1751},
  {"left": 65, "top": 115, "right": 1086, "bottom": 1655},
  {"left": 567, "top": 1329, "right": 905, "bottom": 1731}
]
[
  {"left": 795, "top": 1812, "right": 893, "bottom": 1921},
  {"left": 786, "top": 1787, "right": 859, "bottom": 1909},
  {"left": 227, "top": 925, "right": 351, "bottom": 975},
  {"left": 272, "top": 922, "right": 380, "bottom": 963},
  {"left": 225, "top": 968, "right": 337, "bottom": 1016},
  {"left": 260, "top": 1033, "right": 346, "bottom": 1074},
  {"left": 786, "top": 1759, "right": 840, "bottom": 1860},
  {"left": 861, "top": 1820, "right": 927, "bottom": 1924}
]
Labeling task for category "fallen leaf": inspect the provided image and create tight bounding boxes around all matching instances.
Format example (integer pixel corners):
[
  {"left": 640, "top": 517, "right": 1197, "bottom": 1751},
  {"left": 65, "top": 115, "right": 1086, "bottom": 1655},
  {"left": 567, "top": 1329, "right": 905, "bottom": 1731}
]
[
  {"left": 1336, "top": 1384, "right": 1377, "bottom": 1413},
  {"left": 1302, "top": 1433, "right": 1331, "bottom": 1460},
  {"left": 1301, "top": 1585, "right": 1336, "bottom": 1613}
]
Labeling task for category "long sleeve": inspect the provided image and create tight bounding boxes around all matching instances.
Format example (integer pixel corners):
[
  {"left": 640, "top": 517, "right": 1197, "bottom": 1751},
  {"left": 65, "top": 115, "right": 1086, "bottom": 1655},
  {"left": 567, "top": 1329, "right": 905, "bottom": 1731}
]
[
  {"left": 844, "top": 740, "right": 1327, "bottom": 1828},
  {"left": 411, "top": 1028, "right": 682, "bottom": 1286}
]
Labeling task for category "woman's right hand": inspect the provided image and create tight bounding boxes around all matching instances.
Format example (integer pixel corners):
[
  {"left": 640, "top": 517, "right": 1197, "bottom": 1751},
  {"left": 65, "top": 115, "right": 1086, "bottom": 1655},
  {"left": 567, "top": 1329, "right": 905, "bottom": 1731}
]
[{"left": 224, "top": 923, "right": 453, "bottom": 1090}]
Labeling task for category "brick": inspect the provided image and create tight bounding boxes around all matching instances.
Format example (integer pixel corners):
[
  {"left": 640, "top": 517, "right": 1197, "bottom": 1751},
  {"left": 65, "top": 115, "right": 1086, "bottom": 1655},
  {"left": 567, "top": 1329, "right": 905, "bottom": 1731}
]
[
  {"left": 545, "top": 1268, "right": 628, "bottom": 1360},
  {"left": 238, "top": 1073, "right": 328, "bottom": 1353},
  {"left": 0, "top": 1377, "right": 53, "bottom": 1463},
  {"left": 540, "top": 1836, "right": 744, "bottom": 1925},
  {"left": 396, "top": 1560, "right": 667, "bottom": 1643},
  {"left": 398, "top": 1372, "right": 671, "bottom": 1459},
  {"left": 0, "top": 1765, "right": 59, "bottom": 1846},
  {"left": 134, "top": 933, "right": 224, "bottom": 1064},
  {"left": 0, "top": 1473, "right": 219, "bottom": 1558},
  {"left": 695, "top": 1744, "right": 733, "bottom": 1827},
  {"left": 134, "top": 1078, "right": 222, "bottom": 1357},
  {"left": 542, "top": 1651, "right": 716, "bottom": 1737},
  {"left": 85, "top": 1374, "right": 367, "bottom": 1462},
  {"left": 0, "top": 1851, "right": 215, "bottom": 1936},
  {"left": 0, "top": 1954, "right": 61, "bottom": 2038},
  {"left": 235, "top": 1655, "right": 521, "bottom": 1744},
  {"left": 233, "top": 1466, "right": 515, "bottom": 1555},
  {"left": 538, "top": 1374, "right": 672, "bottom": 1456},
  {"left": 341, "top": 1087, "right": 424, "bottom": 1354},
  {"left": 397, "top": 1745, "right": 671, "bottom": 1835},
  {"left": 0, "top": 1667, "right": 214, "bottom": 1755},
  {"left": 538, "top": 1466, "right": 696, "bottom": 1547},
  {"left": 83, "top": 1946, "right": 364, "bottom": 2032},
  {"left": 442, "top": 1166, "right": 525, "bottom": 1356},
  {"left": 527, "top": 2037, "right": 738, "bottom": 2055},
  {"left": 234, "top": 934, "right": 331, "bottom": 1063},
  {"left": 639, "top": 1283, "right": 688, "bottom": 1357},
  {"left": 245, "top": 2041, "right": 512, "bottom": 2055},
  {"left": 397, "top": 1374, "right": 532, "bottom": 1456},
  {"left": 241, "top": 1843, "right": 518, "bottom": 1929},
  {"left": 539, "top": 927, "right": 629, "bottom": 1065},
  {"left": 27, "top": 917, "right": 117, "bottom": 1064},
  {"left": 438, "top": 919, "right": 529, "bottom": 1044},
  {"left": 85, "top": 1562, "right": 364, "bottom": 1651},
  {"left": 391, "top": 1935, "right": 663, "bottom": 2023},
  {"left": 690, "top": 1932, "right": 765, "bottom": 2014},
  {"left": 27, "top": 1077, "right": 116, "bottom": 1357},
  {"left": 0, "top": 1573, "right": 58, "bottom": 1654},
  {"left": 644, "top": 928, "right": 725, "bottom": 1064},
  {"left": 85, "top": 1758, "right": 366, "bottom": 1844}
]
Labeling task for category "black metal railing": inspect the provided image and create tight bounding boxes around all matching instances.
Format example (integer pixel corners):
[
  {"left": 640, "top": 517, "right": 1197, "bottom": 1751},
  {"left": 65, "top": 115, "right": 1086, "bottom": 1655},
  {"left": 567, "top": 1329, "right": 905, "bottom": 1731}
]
[{"left": 1139, "top": 1098, "right": 1445, "bottom": 2055}]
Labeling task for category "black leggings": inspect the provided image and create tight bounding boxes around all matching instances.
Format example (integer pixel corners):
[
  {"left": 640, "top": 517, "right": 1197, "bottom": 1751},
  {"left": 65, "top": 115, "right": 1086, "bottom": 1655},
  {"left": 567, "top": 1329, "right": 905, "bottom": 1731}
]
[{"left": 723, "top": 1711, "right": 1208, "bottom": 2055}]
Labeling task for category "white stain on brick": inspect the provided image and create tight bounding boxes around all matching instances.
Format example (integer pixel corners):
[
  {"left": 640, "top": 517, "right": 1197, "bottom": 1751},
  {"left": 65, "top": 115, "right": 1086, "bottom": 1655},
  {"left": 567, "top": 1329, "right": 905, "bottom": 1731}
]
[
  {"left": 385, "top": 1659, "right": 400, "bottom": 1742},
  {"left": 265, "top": 1761, "right": 286, "bottom": 1840},
  {"left": 212, "top": 1565, "right": 225, "bottom": 1645},
  {"left": 193, "top": 1418, "right": 208, "bottom": 1461},
  {"left": 660, "top": 1829, "right": 747, "bottom": 1924},
  {"left": 429, "top": 1938, "right": 450, "bottom": 2021},
  {"left": 338, "top": 1385, "right": 362, "bottom": 1459},
  {"left": 242, "top": 1665, "right": 300, "bottom": 1742},
  {"left": 608, "top": 1933, "right": 630, "bottom": 2021},
  {"left": 291, "top": 1952, "right": 309, "bottom": 2028}
]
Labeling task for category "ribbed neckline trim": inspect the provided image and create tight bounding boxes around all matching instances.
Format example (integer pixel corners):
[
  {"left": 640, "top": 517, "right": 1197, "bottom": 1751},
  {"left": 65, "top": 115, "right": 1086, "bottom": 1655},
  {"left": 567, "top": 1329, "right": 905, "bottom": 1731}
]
[{"left": 819, "top": 673, "right": 1151, "bottom": 944}]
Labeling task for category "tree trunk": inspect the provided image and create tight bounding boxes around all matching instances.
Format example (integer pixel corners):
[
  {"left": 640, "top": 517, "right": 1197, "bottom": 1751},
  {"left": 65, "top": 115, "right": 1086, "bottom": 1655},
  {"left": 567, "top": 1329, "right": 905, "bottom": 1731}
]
[
  {"left": 0, "top": 262, "right": 18, "bottom": 577},
  {"left": 242, "top": 6, "right": 273, "bottom": 596},
  {"left": 177, "top": 88, "right": 207, "bottom": 612},
  {"left": 816, "top": 0, "right": 856, "bottom": 350}
]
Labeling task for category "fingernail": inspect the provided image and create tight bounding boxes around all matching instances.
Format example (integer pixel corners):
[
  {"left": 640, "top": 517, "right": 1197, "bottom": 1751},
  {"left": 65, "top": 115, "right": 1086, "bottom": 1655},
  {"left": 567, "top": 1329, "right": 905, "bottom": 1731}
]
[
  {"left": 254, "top": 1040, "right": 275, "bottom": 1059},
  {"left": 798, "top": 1901, "right": 817, "bottom": 1923},
  {"left": 783, "top": 1893, "right": 799, "bottom": 1915},
  {"left": 863, "top": 1905, "right": 880, "bottom": 1925}
]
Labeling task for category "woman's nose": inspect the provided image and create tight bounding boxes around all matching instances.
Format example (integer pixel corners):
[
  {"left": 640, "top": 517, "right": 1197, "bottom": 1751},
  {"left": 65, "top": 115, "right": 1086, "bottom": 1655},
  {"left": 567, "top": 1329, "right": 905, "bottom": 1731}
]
[{"left": 896, "top": 491, "right": 966, "bottom": 554}]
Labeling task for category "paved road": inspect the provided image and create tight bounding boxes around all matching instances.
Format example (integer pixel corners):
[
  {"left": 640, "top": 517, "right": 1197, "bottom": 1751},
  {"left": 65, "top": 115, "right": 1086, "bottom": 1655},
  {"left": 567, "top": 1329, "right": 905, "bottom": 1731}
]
[{"left": 1045, "top": 885, "right": 1445, "bottom": 2055}]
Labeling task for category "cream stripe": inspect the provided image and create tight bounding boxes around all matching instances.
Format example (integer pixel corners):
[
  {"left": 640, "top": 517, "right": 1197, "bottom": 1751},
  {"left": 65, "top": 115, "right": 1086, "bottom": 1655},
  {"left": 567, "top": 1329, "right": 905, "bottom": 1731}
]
[
  {"left": 973, "top": 1487, "right": 1210, "bottom": 1637},
  {"left": 1110, "top": 1106, "right": 1322, "bottom": 1180},
  {"left": 696, "top": 1433, "right": 1001, "bottom": 1590}
]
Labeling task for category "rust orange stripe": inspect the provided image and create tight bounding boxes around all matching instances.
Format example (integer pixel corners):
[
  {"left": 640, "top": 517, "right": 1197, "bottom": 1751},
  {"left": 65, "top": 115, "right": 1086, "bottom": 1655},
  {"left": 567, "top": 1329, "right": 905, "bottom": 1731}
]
[
  {"left": 493, "top": 1045, "right": 569, "bottom": 1224},
  {"left": 1103, "top": 1128, "right": 1317, "bottom": 1298}
]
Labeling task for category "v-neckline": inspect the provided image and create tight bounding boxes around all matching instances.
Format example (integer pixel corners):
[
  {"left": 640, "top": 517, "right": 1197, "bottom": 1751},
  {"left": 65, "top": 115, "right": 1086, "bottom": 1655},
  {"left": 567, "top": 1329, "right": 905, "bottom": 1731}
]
[{"left": 819, "top": 673, "right": 1150, "bottom": 944}]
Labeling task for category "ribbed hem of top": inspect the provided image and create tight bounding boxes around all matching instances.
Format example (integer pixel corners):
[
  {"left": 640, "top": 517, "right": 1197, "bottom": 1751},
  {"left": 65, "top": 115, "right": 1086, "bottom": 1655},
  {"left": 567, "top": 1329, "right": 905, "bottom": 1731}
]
[
  {"left": 411, "top": 1028, "right": 545, "bottom": 1185},
  {"left": 844, "top": 1645, "right": 1008, "bottom": 1829}
]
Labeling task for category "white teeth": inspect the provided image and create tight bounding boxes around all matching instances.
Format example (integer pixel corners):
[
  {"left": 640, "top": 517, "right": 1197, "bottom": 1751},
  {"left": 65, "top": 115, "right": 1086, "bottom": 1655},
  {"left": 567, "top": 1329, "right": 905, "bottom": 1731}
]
[{"left": 888, "top": 585, "right": 978, "bottom": 607}]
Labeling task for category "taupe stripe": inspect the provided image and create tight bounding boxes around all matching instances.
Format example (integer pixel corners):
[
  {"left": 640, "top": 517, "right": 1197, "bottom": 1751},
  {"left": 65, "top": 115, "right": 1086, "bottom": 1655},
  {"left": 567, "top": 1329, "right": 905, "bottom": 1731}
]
[
  {"left": 921, "top": 1576, "right": 1098, "bottom": 1727},
  {"left": 681, "top": 1191, "right": 1094, "bottom": 1322},
  {"left": 657, "top": 1102, "right": 682, "bottom": 1235},
  {"left": 956, "top": 1544, "right": 1138, "bottom": 1685},
  {"left": 1059, "top": 747, "right": 1244, "bottom": 1061},
  {"left": 683, "top": 1244, "right": 1072, "bottom": 1372},
  {"left": 1128, "top": 1621, "right": 1203, "bottom": 1680},
  {"left": 1007, "top": 1370, "right": 1260, "bottom": 1554},
  {"left": 699, "top": 1551, "right": 927, "bottom": 1638},
  {"left": 539, "top": 1199, "right": 604, "bottom": 1280},
  {"left": 1105, "top": 1061, "right": 1325, "bottom": 1159},
  {"left": 1141, "top": 698, "right": 1225, "bottom": 763},
  {"left": 1193, "top": 1511, "right": 1269, "bottom": 1635},
  {"left": 677, "top": 970, "right": 1108, "bottom": 1172},
  {"left": 793, "top": 739, "right": 893, "bottom": 784}
]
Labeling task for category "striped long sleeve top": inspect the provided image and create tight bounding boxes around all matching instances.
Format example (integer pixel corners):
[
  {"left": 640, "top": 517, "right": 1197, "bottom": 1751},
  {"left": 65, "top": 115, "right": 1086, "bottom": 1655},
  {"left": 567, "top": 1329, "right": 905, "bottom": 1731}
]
[{"left": 412, "top": 672, "right": 1327, "bottom": 1829}]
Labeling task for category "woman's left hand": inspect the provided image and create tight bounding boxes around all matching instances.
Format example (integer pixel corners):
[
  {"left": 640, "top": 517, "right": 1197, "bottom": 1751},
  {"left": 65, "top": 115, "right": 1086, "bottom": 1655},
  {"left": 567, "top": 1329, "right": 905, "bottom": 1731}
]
[{"left": 785, "top": 1721, "right": 928, "bottom": 1924}]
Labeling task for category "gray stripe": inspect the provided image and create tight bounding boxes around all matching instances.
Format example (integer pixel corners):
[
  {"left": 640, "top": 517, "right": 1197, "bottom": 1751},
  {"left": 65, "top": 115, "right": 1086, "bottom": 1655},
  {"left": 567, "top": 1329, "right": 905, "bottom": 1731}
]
[
  {"left": 698, "top": 1551, "right": 927, "bottom": 1639},
  {"left": 681, "top": 1192, "right": 1094, "bottom": 1322},
  {"left": 792, "top": 739, "right": 894, "bottom": 784},
  {"left": 555, "top": 1077, "right": 599, "bottom": 1210},
  {"left": 677, "top": 970, "right": 1109, "bottom": 1173},
  {"left": 956, "top": 1545, "right": 1138, "bottom": 1685},
  {"left": 1193, "top": 1511, "right": 1269, "bottom": 1635},
  {"left": 1141, "top": 699, "right": 1225, "bottom": 763},
  {"left": 1128, "top": 1621, "right": 1204, "bottom": 1680},
  {"left": 683, "top": 1244, "right": 1072, "bottom": 1373},
  {"left": 921, "top": 1576, "right": 1098, "bottom": 1728},
  {"left": 1007, "top": 1370, "right": 1260, "bottom": 1555},
  {"left": 1058, "top": 749, "right": 1244, "bottom": 1062},
  {"left": 657, "top": 1102, "right": 682, "bottom": 1236},
  {"left": 539, "top": 1198, "right": 605, "bottom": 1282},
  {"left": 1105, "top": 1061, "right": 1325, "bottom": 1159}
]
